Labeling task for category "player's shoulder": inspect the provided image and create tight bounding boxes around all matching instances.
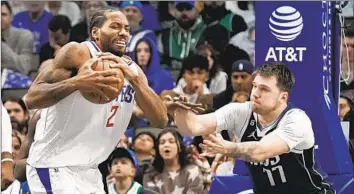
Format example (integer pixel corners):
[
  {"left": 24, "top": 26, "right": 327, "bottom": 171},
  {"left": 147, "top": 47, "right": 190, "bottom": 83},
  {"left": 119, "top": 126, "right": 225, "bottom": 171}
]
[
  {"left": 282, "top": 107, "right": 313, "bottom": 129},
  {"left": 53, "top": 42, "right": 90, "bottom": 69},
  {"left": 285, "top": 107, "right": 311, "bottom": 122},
  {"left": 60, "top": 41, "right": 89, "bottom": 56}
]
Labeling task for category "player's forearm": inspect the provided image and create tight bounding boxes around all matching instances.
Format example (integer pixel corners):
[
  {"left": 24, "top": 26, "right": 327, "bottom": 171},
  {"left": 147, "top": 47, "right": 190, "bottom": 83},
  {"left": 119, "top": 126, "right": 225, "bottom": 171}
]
[
  {"left": 132, "top": 77, "right": 168, "bottom": 129},
  {"left": 25, "top": 78, "right": 78, "bottom": 109},
  {"left": 14, "top": 159, "right": 27, "bottom": 182},
  {"left": 225, "top": 141, "right": 266, "bottom": 162},
  {"left": 174, "top": 109, "right": 201, "bottom": 136}
]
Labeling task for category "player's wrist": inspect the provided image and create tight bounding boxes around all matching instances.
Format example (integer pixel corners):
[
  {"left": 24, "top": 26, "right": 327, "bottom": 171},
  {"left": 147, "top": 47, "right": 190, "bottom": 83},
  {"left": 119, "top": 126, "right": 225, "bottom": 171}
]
[
  {"left": 69, "top": 76, "right": 81, "bottom": 91},
  {"left": 129, "top": 75, "right": 144, "bottom": 88}
]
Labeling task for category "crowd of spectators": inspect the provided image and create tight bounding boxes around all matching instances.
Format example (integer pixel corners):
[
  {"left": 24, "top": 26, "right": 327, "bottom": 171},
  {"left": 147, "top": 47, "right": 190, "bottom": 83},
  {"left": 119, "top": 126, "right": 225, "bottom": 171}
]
[{"left": 1, "top": 1, "right": 353, "bottom": 193}]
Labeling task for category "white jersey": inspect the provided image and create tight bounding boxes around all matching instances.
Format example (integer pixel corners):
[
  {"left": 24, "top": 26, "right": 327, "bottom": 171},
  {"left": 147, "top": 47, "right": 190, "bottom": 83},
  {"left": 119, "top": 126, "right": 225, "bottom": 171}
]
[
  {"left": 27, "top": 41, "right": 137, "bottom": 168},
  {"left": 215, "top": 102, "right": 315, "bottom": 152}
]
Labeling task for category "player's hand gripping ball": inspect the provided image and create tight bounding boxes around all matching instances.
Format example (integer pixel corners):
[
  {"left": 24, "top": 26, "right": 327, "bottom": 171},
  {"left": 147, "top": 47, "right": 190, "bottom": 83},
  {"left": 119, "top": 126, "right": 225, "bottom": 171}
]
[{"left": 80, "top": 59, "right": 125, "bottom": 104}]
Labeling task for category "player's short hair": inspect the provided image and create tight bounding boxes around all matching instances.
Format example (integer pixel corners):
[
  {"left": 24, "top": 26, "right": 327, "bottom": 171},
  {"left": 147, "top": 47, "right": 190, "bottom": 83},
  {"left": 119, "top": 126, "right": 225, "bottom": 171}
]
[
  {"left": 88, "top": 7, "right": 121, "bottom": 40},
  {"left": 255, "top": 62, "right": 295, "bottom": 93},
  {"left": 48, "top": 15, "right": 72, "bottom": 34}
]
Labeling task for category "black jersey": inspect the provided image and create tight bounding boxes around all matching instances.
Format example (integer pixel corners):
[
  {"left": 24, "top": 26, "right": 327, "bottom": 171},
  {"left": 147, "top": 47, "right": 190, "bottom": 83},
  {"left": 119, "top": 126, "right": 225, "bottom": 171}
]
[{"left": 241, "top": 104, "right": 334, "bottom": 194}]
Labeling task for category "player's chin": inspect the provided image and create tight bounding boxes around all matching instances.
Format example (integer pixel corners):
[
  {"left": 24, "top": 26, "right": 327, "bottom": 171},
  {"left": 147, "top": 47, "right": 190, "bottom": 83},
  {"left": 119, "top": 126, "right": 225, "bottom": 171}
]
[
  {"left": 251, "top": 103, "right": 261, "bottom": 113},
  {"left": 110, "top": 45, "right": 126, "bottom": 54}
]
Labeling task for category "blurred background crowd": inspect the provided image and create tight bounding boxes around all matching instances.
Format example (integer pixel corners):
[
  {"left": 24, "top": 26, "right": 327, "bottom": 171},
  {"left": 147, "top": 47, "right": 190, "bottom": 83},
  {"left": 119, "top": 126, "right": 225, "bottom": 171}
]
[{"left": 1, "top": 1, "right": 353, "bottom": 194}]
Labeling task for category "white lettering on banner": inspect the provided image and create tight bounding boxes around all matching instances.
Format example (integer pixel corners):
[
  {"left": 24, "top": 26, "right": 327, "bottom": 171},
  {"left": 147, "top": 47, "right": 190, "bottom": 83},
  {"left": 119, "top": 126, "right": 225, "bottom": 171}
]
[
  {"left": 321, "top": 1, "right": 332, "bottom": 110},
  {"left": 265, "top": 47, "right": 307, "bottom": 62},
  {"left": 237, "top": 189, "right": 254, "bottom": 194}
]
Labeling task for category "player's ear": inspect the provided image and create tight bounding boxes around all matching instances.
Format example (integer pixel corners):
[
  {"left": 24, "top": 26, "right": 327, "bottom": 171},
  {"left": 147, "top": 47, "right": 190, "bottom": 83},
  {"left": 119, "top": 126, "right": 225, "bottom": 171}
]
[
  {"left": 280, "top": 92, "right": 288, "bottom": 102},
  {"left": 92, "top": 27, "right": 100, "bottom": 41}
]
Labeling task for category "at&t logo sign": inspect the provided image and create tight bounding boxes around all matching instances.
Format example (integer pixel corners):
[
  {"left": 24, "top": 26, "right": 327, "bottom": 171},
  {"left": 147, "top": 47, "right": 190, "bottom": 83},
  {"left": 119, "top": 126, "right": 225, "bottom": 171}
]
[
  {"left": 265, "top": 6, "right": 307, "bottom": 62},
  {"left": 269, "top": 6, "right": 303, "bottom": 41}
]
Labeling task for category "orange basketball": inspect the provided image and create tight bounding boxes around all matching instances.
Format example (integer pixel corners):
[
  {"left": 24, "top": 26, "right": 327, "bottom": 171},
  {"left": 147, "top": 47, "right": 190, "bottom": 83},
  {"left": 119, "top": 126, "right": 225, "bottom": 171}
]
[{"left": 80, "top": 59, "right": 125, "bottom": 104}]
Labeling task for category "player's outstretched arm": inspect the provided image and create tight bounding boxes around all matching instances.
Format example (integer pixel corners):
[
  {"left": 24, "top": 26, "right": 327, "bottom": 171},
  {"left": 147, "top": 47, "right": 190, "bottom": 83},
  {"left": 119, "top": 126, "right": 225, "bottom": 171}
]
[
  {"left": 174, "top": 108, "right": 217, "bottom": 136},
  {"left": 201, "top": 110, "right": 309, "bottom": 162},
  {"left": 24, "top": 43, "right": 120, "bottom": 109}
]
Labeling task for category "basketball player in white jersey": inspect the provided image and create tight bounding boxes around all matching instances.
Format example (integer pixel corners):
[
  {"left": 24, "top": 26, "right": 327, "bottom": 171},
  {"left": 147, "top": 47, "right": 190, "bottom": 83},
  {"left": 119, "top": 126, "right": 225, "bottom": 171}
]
[
  {"left": 173, "top": 62, "right": 334, "bottom": 194},
  {"left": 23, "top": 8, "right": 169, "bottom": 194}
]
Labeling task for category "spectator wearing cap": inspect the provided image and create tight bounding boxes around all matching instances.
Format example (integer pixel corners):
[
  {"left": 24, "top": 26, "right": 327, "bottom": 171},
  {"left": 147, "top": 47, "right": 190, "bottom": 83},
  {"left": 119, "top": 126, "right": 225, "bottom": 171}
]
[
  {"left": 1, "top": 1, "right": 35, "bottom": 75},
  {"left": 120, "top": 1, "right": 157, "bottom": 58},
  {"left": 107, "top": 148, "right": 143, "bottom": 194},
  {"left": 161, "top": 54, "right": 211, "bottom": 104},
  {"left": 158, "top": 0, "right": 206, "bottom": 68},
  {"left": 213, "top": 60, "right": 254, "bottom": 110},
  {"left": 39, "top": 15, "right": 71, "bottom": 65}
]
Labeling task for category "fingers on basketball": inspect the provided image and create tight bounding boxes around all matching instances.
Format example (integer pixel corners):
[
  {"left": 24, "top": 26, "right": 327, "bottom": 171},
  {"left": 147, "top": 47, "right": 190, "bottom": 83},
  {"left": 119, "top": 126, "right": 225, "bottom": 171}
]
[{"left": 81, "top": 59, "right": 125, "bottom": 104}]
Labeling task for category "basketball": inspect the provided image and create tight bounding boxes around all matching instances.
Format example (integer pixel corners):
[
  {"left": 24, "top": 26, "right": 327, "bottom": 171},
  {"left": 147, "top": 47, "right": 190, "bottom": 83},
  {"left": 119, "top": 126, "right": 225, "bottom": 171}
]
[{"left": 80, "top": 59, "right": 125, "bottom": 104}]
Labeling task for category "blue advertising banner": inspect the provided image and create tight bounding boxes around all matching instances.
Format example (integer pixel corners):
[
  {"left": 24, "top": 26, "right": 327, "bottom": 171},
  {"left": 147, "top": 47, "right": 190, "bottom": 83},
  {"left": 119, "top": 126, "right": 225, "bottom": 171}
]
[
  {"left": 210, "top": 1, "right": 353, "bottom": 194},
  {"left": 254, "top": 1, "right": 352, "bottom": 175}
]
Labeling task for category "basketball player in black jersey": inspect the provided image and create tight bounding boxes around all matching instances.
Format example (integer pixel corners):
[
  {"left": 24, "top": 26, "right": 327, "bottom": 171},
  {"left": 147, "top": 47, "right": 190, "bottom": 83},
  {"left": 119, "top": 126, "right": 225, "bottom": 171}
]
[{"left": 173, "top": 62, "right": 335, "bottom": 194}]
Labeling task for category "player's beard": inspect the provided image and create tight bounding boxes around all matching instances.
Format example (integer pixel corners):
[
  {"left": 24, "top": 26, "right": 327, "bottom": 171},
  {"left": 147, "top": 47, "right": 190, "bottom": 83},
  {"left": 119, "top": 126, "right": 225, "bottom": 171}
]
[
  {"left": 102, "top": 44, "right": 124, "bottom": 57},
  {"left": 251, "top": 100, "right": 279, "bottom": 115}
]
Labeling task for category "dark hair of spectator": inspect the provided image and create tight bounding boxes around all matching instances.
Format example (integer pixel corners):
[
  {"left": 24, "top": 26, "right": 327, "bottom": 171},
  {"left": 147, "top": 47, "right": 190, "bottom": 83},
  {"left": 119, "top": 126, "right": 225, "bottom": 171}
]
[
  {"left": 255, "top": 62, "right": 295, "bottom": 93},
  {"left": 12, "top": 131, "right": 22, "bottom": 146},
  {"left": 177, "top": 54, "right": 209, "bottom": 83},
  {"left": 132, "top": 131, "right": 156, "bottom": 149},
  {"left": 1, "top": 1, "right": 12, "bottom": 15},
  {"left": 89, "top": 8, "right": 121, "bottom": 40},
  {"left": 48, "top": 15, "right": 72, "bottom": 34},
  {"left": 3, "top": 96, "right": 28, "bottom": 113},
  {"left": 196, "top": 44, "right": 221, "bottom": 87},
  {"left": 152, "top": 129, "right": 190, "bottom": 173}
]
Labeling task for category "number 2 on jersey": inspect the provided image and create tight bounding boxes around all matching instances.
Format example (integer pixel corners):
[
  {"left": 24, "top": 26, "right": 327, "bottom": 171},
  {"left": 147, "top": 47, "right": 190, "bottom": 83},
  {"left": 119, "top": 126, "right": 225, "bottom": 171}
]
[{"left": 106, "top": 105, "right": 119, "bottom": 127}]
